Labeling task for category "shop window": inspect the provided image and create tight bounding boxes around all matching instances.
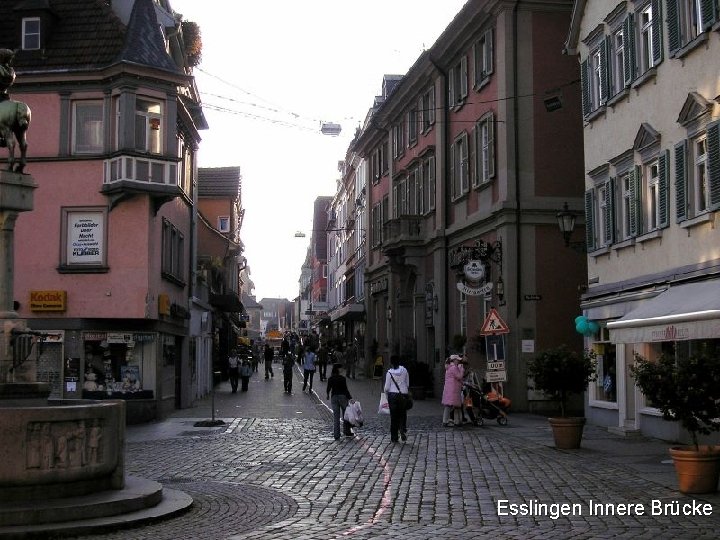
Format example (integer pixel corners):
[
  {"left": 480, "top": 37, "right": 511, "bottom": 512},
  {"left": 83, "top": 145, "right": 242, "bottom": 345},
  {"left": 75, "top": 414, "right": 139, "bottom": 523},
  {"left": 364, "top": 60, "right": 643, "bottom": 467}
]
[
  {"left": 592, "top": 328, "right": 617, "bottom": 403},
  {"left": 82, "top": 333, "right": 152, "bottom": 398}
]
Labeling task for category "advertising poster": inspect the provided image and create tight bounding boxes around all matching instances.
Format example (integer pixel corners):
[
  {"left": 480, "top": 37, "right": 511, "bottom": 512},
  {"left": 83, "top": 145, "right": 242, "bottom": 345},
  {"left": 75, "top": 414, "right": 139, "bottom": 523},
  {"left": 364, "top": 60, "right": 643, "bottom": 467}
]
[{"left": 67, "top": 211, "right": 104, "bottom": 264}]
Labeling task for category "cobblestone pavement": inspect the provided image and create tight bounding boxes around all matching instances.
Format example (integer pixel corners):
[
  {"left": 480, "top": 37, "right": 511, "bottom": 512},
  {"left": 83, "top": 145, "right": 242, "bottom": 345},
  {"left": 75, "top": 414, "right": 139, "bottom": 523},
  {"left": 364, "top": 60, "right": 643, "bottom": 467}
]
[{"left": 61, "top": 365, "right": 719, "bottom": 540}]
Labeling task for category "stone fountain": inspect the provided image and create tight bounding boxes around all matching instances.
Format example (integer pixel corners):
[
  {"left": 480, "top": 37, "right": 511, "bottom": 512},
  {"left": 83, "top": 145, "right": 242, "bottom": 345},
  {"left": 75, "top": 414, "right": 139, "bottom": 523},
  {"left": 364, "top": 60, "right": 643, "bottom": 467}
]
[{"left": 0, "top": 69, "right": 190, "bottom": 538}]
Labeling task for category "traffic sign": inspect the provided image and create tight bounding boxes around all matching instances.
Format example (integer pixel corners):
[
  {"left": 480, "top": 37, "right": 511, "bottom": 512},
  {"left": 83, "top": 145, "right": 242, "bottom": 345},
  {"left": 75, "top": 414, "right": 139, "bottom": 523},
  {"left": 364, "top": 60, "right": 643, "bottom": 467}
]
[
  {"left": 487, "top": 361, "right": 505, "bottom": 370},
  {"left": 486, "top": 370, "right": 507, "bottom": 382},
  {"left": 480, "top": 308, "right": 510, "bottom": 335}
]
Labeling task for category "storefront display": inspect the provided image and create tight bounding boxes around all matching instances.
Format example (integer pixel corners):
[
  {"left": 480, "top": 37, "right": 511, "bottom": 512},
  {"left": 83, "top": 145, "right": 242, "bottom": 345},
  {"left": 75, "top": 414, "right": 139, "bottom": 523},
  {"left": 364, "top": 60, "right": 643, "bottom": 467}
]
[{"left": 82, "top": 332, "right": 154, "bottom": 399}]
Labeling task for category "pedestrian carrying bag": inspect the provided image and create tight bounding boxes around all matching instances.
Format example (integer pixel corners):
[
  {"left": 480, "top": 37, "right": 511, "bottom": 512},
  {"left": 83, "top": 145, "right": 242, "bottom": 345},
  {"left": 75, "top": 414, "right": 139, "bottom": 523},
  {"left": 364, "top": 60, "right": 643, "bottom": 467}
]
[
  {"left": 378, "top": 392, "right": 390, "bottom": 415},
  {"left": 390, "top": 373, "right": 413, "bottom": 410}
]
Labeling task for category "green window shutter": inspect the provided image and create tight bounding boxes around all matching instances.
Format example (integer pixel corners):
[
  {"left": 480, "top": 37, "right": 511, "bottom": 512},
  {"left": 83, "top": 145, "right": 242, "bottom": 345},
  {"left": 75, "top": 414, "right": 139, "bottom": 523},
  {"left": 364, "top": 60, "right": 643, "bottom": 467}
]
[
  {"left": 604, "top": 36, "right": 614, "bottom": 97},
  {"left": 658, "top": 150, "right": 669, "bottom": 228},
  {"left": 651, "top": 0, "right": 663, "bottom": 66},
  {"left": 585, "top": 190, "right": 596, "bottom": 251},
  {"left": 708, "top": 122, "right": 720, "bottom": 209},
  {"left": 700, "top": 0, "right": 717, "bottom": 30},
  {"left": 666, "top": 0, "right": 681, "bottom": 55},
  {"left": 623, "top": 14, "right": 635, "bottom": 86},
  {"left": 674, "top": 140, "right": 687, "bottom": 222},
  {"left": 605, "top": 179, "right": 615, "bottom": 244},
  {"left": 581, "top": 59, "right": 590, "bottom": 116},
  {"left": 629, "top": 166, "right": 642, "bottom": 236}
]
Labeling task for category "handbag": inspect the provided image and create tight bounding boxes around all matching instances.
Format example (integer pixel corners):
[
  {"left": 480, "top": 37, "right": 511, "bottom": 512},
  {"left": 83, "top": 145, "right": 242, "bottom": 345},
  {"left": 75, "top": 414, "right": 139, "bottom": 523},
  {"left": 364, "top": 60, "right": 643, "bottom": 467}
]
[
  {"left": 390, "top": 373, "right": 413, "bottom": 410},
  {"left": 378, "top": 392, "right": 391, "bottom": 415}
]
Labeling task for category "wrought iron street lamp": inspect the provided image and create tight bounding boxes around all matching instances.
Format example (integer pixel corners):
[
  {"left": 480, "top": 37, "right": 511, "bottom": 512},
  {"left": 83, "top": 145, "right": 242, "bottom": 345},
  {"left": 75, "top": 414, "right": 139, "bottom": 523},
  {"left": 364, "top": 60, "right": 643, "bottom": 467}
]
[{"left": 556, "top": 202, "right": 586, "bottom": 252}]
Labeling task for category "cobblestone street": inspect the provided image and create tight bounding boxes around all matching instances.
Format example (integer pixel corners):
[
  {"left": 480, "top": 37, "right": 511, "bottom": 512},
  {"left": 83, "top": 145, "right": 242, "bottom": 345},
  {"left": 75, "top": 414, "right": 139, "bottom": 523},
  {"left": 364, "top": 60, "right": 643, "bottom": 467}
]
[{"left": 62, "top": 366, "right": 719, "bottom": 540}]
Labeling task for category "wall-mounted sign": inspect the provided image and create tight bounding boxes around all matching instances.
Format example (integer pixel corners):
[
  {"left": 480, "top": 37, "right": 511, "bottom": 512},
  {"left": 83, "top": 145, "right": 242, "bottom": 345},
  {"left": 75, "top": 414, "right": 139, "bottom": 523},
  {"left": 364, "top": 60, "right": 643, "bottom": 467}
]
[
  {"left": 29, "top": 290, "right": 67, "bottom": 312},
  {"left": 67, "top": 211, "right": 104, "bottom": 264}
]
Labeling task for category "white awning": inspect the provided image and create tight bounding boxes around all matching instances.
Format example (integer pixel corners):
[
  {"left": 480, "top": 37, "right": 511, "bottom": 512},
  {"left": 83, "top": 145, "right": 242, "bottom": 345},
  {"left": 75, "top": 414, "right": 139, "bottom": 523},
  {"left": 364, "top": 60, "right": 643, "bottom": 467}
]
[{"left": 607, "top": 280, "right": 720, "bottom": 343}]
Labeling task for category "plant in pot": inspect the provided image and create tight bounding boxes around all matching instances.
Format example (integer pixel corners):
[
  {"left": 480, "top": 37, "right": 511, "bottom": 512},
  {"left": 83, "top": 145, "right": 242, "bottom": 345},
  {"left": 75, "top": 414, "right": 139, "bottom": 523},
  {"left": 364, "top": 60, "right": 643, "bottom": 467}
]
[
  {"left": 527, "top": 345, "right": 597, "bottom": 449},
  {"left": 630, "top": 353, "right": 720, "bottom": 494}
]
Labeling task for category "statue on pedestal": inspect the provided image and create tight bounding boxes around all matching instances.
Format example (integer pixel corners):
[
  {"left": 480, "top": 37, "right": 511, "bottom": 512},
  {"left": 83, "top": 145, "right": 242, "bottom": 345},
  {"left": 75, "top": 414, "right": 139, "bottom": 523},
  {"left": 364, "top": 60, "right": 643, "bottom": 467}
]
[{"left": 0, "top": 48, "right": 31, "bottom": 174}]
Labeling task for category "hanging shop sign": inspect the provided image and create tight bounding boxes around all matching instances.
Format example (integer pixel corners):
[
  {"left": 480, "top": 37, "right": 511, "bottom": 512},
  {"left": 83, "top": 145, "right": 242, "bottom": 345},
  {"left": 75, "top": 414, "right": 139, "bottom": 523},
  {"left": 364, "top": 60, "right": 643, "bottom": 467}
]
[
  {"left": 456, "top": 259, "right": 494, "bottom": 296},
  {"left": 457, "top": 281, "right": 493, "bottom": 296},
  {"left": 29, "top": 290, "right": 67, "bottom": 312}
]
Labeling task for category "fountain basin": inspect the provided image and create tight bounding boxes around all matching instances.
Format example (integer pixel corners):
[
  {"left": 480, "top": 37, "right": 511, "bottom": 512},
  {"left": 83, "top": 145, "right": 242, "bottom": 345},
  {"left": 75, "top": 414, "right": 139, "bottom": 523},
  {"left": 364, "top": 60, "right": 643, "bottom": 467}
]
[{"left": 0, "top": 399, "right": 125, "bottom": 502}]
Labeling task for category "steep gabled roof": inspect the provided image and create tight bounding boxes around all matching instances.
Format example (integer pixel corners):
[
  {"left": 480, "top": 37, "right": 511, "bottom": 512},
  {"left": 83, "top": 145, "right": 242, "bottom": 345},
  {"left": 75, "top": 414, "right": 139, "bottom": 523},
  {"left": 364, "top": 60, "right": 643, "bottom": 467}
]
[
  {"left": 1, "top": 0, "right": 125, "bottom": 71},
  {"left": 198, "top": 167, "right": 242, "bottom": 198},
  {"left": 1, "top": 0, "right": 181, "bottom": 75}
]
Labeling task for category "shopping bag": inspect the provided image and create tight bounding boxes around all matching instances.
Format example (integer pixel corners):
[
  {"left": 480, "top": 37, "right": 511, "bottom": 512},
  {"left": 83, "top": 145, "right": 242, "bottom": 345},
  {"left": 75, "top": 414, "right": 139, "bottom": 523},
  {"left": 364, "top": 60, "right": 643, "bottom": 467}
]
[
  {"left": 344, "top": 400, "right": 364, "bottom": 426},
  {"left": 344, "top": 403, "right": 358, "bottom": 425},
  {"left": 378, "top": 392, "right": 390, "bottom": 415}
]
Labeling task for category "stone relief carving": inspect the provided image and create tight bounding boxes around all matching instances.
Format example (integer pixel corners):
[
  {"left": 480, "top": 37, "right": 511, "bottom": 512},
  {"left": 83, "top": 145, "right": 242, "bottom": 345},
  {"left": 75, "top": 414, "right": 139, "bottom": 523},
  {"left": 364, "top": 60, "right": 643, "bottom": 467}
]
[{"left": 26, "top": 419, "right": 104, "bottom": 470}]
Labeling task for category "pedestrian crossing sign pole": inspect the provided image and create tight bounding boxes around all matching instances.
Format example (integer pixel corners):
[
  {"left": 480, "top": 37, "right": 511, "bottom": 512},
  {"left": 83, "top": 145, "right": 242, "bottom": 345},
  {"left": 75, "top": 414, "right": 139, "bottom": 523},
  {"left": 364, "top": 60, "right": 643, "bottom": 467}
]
[{"left": 480, "top": 308, "right": 509, "bottom": 382}]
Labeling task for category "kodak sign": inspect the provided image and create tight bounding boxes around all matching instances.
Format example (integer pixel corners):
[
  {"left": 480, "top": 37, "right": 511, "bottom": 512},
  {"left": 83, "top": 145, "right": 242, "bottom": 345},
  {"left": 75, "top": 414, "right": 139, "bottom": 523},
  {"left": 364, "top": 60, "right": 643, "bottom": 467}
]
[{"left": 30, "top": 290, "right": 67, "bottom": 312}]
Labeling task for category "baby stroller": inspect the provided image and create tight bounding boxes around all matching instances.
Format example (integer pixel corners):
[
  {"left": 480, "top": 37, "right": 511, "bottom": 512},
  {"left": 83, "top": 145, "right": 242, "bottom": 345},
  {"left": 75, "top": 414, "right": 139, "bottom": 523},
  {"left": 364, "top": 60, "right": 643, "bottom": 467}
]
[{"left": 462, "top": 379, "right": 509, "bottom": 426}]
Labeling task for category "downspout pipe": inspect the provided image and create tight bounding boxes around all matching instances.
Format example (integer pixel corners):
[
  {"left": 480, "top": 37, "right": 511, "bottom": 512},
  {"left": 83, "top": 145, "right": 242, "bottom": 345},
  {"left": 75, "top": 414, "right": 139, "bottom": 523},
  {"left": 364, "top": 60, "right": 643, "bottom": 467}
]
[
  {"left": 429, "top": 55, "right": 450, "bottom": 360},
  {"left": 513, "top": 1, "right": 522, "bottom": 318}
]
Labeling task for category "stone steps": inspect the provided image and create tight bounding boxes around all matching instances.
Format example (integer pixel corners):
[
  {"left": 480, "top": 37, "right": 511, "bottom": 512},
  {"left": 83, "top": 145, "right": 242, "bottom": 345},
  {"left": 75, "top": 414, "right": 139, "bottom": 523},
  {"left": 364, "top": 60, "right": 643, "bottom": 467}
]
[{"left": 0, "top": 476, "right": 192, "bottom": 538}]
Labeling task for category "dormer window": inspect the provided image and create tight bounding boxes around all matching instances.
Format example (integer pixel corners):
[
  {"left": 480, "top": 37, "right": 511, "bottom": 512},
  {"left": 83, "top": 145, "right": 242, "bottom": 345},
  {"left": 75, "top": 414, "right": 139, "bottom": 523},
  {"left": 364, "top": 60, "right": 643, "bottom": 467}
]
[{"left": 22, "top": 17, "right": 41, "bottom": 50}]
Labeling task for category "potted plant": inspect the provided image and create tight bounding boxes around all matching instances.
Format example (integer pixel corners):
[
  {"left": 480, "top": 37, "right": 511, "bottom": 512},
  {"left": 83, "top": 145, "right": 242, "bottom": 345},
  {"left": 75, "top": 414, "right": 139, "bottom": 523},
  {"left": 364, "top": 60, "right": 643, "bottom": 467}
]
[
  {"left": 630, "top": 353, "right": 720, "bottom": 494},
  {"left": 527, "top": 345, "right": 597, "bottom": 449}
]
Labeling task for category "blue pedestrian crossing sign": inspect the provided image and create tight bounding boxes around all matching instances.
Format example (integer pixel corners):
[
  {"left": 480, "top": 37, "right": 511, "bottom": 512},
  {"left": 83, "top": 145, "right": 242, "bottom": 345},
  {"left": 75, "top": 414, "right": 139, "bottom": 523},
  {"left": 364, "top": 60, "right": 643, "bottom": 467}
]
[{"left": 480, "top": 308, "right": 510, "bottom": 335}]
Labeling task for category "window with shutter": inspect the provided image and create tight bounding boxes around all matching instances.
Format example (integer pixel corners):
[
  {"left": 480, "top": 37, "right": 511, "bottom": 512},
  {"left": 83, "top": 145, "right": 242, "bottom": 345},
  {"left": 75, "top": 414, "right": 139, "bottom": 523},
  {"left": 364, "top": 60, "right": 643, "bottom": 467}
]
[
  {"left": 629, "top": 166, "right": 642, "bottom": 236},
  {"left": 675, "top": 140, "right": 688, "bottom": 222},
  {"left": 658, "top": 151, "right": 669, "bottom": 228},
  {"left": 604, "top": 179, "right": 615, "bottom": 244},
  {"left": 708, "top": 122, "right": 720, "bottom": 209},
  {"left": 585, "top": 190, "right": 596, "bottom": 251}
]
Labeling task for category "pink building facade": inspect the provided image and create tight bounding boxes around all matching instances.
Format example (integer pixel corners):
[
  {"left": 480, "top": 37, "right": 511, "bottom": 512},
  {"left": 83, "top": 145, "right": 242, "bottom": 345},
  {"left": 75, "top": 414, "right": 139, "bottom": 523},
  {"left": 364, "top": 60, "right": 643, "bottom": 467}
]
[{"left": 1, "top": 0, "right": 207, "bottom": 421}]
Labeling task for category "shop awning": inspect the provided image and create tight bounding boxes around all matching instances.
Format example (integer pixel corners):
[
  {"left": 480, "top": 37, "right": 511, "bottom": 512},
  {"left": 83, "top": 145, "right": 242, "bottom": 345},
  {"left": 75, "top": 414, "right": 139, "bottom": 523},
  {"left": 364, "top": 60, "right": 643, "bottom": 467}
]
[
  {"left": 209, "top": 293, "right": 244, "bottom": 313},
  {"left": 607, "top": 280, "right": 720, "bottom": 343}
]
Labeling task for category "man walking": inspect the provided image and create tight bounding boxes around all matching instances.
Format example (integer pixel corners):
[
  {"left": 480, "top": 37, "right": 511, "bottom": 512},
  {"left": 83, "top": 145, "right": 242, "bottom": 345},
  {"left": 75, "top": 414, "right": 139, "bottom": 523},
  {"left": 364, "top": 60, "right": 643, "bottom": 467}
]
[
  {"left": 344, "top": 340, "right": 358, "bottom": 379},
  {"left": 227, "top": 349, "right": 241, "bottom": 393},
  {"left": 263, "top": 343, "right": 274, "bottom": 380}
]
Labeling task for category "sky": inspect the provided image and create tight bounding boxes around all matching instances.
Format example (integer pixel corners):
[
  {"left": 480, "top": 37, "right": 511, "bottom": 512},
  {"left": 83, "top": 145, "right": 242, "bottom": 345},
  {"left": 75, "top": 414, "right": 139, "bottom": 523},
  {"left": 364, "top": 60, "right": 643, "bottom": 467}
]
[{"left": 171, "top": 0, "right": 468, "bottom": 301}]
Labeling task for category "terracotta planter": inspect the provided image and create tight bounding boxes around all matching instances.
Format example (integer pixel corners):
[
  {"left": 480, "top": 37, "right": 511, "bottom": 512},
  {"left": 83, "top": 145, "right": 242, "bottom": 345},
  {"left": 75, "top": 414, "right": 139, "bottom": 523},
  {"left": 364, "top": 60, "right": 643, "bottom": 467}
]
[
  {"left": 669, "top": 445, "right": 720, "bottom": 494},
  {"left": 548, "top": 417, "right": 586, "bottom": 449}
]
